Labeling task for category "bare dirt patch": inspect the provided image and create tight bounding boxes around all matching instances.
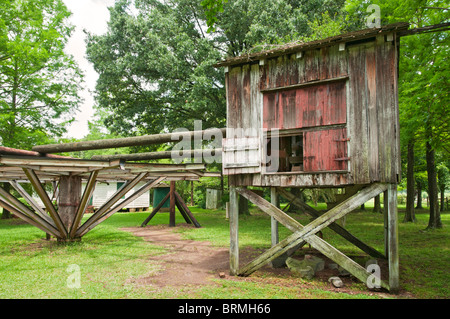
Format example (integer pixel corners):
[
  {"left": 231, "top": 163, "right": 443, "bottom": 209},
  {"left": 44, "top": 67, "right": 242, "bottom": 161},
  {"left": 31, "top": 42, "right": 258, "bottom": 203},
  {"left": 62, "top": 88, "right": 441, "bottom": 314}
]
[{"left": 120, "top": 224, "right": 408, "bottom": 298}]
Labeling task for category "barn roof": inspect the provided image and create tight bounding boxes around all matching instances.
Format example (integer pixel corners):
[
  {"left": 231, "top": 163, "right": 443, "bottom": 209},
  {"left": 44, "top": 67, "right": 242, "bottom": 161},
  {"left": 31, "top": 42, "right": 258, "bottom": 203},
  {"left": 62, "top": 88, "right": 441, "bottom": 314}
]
[{"left": 214, "top": 22, "right": 410, "bottom": 67}]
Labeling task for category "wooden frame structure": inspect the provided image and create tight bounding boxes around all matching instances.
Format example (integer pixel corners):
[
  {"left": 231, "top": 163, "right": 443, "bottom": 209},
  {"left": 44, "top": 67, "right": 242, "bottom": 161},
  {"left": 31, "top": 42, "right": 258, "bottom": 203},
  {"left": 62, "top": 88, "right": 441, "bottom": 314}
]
[
  {"left": 0, "top": 150, "right": 213, "bottom": 241},
  {"left": 216, "top": 23, "right": 409, "bottom": 293},
  {"left": 141, "top": 181, "right": 201, "bottom": 228}
]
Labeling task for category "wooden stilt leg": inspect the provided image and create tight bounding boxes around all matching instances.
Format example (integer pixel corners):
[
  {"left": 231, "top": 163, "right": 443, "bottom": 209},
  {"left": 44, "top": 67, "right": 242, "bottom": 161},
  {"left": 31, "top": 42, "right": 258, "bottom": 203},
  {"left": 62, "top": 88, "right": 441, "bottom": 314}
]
[
  {"left": 229, "top": 186, "right": 239, "bottom": 275},
  {"left": 387, "top": 184, "right": 399, "bottom": 293}
]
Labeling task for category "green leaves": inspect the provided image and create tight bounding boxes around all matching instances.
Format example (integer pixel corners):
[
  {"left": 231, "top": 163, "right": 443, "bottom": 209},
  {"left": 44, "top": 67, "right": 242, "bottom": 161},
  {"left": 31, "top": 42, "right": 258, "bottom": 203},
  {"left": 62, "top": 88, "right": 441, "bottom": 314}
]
[{"left": 0, "top": 0, "right": 83, "bottom": 149}]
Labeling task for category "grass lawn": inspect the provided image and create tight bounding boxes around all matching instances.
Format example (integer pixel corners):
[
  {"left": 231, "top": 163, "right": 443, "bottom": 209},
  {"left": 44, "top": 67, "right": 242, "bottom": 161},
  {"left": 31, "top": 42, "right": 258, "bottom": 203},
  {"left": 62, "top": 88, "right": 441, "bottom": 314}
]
[{"left": 0, "top": 203, "right": 448, "bottom": 299}]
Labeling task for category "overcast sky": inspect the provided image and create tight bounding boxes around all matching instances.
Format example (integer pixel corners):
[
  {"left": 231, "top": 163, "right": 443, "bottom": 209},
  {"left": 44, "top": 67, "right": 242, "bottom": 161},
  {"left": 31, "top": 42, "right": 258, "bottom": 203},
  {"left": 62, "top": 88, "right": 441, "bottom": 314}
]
[{"left": 63, "top": 0, "right": 115, "bottom": 139}]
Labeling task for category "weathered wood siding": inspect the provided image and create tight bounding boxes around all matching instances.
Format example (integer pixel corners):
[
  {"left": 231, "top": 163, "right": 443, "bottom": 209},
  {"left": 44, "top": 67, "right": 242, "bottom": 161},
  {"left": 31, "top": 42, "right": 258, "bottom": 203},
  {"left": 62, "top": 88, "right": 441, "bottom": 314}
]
[{"left": 224, "top": 36, "right": 400, "bottom": 187}]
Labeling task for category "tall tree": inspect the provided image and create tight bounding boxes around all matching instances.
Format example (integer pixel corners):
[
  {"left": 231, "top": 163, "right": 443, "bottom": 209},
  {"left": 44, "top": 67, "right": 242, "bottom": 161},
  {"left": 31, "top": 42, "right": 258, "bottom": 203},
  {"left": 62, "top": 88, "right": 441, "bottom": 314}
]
[
  {"left": 0, "top": 0, "right": 83, "bottom": 150},
  {"left": 346, "top": 0, "right": 449, "bottom": 229},
  {"left": 86, "top": 0, "right": 347, "bottom": 145}
]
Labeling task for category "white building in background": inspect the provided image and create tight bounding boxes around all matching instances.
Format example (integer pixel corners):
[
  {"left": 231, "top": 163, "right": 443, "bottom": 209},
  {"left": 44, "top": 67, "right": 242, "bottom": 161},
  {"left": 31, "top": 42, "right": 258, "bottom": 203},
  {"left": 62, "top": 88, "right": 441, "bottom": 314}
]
[{"left": 32, "top": 181, "right": 150, "bottom": 211}]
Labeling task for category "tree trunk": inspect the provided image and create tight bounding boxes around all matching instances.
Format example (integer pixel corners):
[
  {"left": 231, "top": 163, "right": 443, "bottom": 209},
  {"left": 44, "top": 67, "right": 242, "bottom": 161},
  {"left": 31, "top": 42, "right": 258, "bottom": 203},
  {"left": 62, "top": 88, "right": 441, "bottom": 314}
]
[
  {"left": 440, "top": 188, "right": 445, "bottom": 212},
  {"left": 0, "top": 183, "right": 12, "bottom": 219},
  {"left": 425, "top": 140, "right": 442, "bottom": 229},
  {"left": 416, "top": 183, "right": 423, "bottom": 209},
  {"left": 238, "top": 187, "right": 250, "bottom": 215},
  {"left": 373, "top": 195, "right": 382, "bottom": 213},
  {"left": 404, "top": 140, "right": 416, "bottom": 222}
]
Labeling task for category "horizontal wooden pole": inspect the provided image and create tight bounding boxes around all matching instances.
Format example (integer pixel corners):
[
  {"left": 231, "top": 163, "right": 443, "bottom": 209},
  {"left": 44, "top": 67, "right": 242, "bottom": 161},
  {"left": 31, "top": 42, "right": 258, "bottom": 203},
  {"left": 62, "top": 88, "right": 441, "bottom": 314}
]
[
  {"left": 91, "top": 149, "right": 222, "bottom": 161},
  {"left": 32, "top": 128, "right": 226, "bottom": 154}
]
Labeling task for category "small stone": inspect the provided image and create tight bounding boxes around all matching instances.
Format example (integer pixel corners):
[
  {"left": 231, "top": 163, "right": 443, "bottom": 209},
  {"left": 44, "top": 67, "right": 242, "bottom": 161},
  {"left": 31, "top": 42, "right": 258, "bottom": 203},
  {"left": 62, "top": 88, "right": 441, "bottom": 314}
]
[
  {"left": 328, "top": 276, "right": 344, "bottom": 288},
  {"left": 328, "top": 263, "right": 339, "bottom": 270},
  {"left": 285, "top": 257, "right": 315, "bottom": 279},
  {"left": 219, "top": 272, "right": 226, "bottom": 278}
]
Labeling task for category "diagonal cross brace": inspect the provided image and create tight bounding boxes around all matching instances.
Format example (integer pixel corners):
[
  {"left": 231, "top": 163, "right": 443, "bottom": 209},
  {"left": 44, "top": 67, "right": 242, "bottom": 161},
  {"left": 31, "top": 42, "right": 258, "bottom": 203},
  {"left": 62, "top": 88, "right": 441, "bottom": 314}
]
[
  {"left": 276, "top": 187, "right": 386, "bottom": 259},
  {"left": 235, "top": 183, "right": 389, "bottom": 290}
]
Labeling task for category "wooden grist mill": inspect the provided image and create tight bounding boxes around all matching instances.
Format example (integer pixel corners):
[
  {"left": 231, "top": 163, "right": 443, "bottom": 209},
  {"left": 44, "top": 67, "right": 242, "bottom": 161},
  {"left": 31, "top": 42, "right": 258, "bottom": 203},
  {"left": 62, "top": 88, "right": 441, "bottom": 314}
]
[{"left": 215, "top": 22, "right": 410, "bottom": 293}]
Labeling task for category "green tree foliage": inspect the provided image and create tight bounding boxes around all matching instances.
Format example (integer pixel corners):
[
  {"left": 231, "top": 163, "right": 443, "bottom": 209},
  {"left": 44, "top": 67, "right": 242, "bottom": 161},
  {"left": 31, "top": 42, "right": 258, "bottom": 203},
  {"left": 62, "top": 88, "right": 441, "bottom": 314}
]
[
  {"left": 86, "top": 0, "right": 347, "bottom": 145},
  {"left": 0, "top": 0, "right": 83, "bottom": 149}
]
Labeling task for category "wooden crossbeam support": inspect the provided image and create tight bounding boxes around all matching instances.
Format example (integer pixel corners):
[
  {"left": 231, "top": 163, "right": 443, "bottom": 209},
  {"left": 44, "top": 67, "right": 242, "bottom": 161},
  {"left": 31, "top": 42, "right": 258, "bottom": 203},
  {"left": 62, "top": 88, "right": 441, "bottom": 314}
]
[
  {"left": 234, "top": 184, "right": 390, "bottom": 290},
  {"left": 276, "top": 187, "right": 386, "bottom": 259},
  {"left": 69, "top": 170, "right": 99, "bottom": 238},
  {"left": 174, "top": 191, "right": 201, "bottom": 228},
  {"left": 23, "top": 168, "right": 68, "bottom": 239},
  {"left": 76, "top": 172, "right": 148, "bottom": 237},
  {"left": 79, "top": 177, "right": 165, "bottom": 237},
  {"left": 141, "top": 192, "right": 170, "bottom": 227},
  {"left": 0, "top": 198, "right": 60, "bottom": 238},
  {"left": 169, "top": 181, "right": 176, "bottom": 227},
  {"left": 9, "top": 181, "right": 55, "bottom": 226}
]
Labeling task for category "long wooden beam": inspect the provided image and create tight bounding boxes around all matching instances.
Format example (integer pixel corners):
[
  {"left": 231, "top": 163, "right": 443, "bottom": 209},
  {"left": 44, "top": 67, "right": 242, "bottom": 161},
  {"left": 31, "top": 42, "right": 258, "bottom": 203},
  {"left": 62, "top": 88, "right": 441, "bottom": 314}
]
[
  {"left": 235, "top": 185, "right": 390, "bottom": 290},
  {"left": 32, "top": 128, "right": 226, "bottom": 154},
  {"left": 69, "top": 170, "right": 99, "bottom": 238},
  {"left": 78, "top": 177, "right": 165, "bottom": 237},
  {"left": 276, "top": 187, "right": 386, "bottom": 259},
  {"left": 76, "top": 172, "right": 148, "bottom": 237},
  {"left": 141, "top": 192, "right": 170, "bottom": 227},
  {"left": 23, "top": 168, "right": 68, "bottom": 238},
  {"left": 174, "top": 191, "right": 201, "bottom": 228}
]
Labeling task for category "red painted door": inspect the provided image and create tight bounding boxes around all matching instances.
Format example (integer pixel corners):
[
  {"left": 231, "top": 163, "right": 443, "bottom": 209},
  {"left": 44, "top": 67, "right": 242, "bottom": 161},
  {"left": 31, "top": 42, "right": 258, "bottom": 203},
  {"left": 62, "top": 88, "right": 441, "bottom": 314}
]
[{"left": 303, "top": 128, "right": 348, "bottom": 171}]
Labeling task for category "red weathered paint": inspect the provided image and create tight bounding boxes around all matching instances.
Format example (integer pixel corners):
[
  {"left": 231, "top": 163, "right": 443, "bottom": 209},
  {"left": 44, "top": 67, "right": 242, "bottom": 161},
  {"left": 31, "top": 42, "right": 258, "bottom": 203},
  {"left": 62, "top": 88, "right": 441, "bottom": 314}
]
[
  {"left": 303, "top": 128, "right": 348, "bottom": 171},
  {"left": 263, "top": 80, "right": 347, "bottom": 130}
]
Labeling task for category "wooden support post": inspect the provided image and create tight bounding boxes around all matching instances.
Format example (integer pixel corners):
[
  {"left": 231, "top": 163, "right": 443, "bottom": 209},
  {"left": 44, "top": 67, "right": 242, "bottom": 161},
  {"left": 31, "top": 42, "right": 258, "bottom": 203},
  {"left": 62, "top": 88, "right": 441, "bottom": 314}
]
[
  {"left": 386, "top": 184, "right": 399, "bottom": 293},
  {"left": 77, "top": 172, "right": 147, "bottom": 237},
  {"left": 174, "top": 191, "right": 201, "bottom": 228},
  {"left": 229, "top": 186, "right": 239, "bottom": 275},
  {"left": 235, "top": 185, "right": 390, "bottom": 290},
  {"left": 141, "top": 192, "right": 170, "bottom": 226},
  {"left": 58, "top": 175, "right": 82, "bottom": 236},
  {"left": 9, "top": 181, "right": 55, "bottom": 229},
  {"left": 70, "top": 170, "right": 98, "bottom": 238},
  {"left": 0, "top": 198, "right": 60, "bottom": 238},
  {"left": 169, "top": 181, "right": 176, "bottom": 227},
  {"left": 81, "top": 177, "right": 165, "bottom": 236},
  {"left": 23, "top": 168, "right": 68, "bottom": 239},
  {"left": 277, "top": 187, "right": 386, "bottom": 259}
]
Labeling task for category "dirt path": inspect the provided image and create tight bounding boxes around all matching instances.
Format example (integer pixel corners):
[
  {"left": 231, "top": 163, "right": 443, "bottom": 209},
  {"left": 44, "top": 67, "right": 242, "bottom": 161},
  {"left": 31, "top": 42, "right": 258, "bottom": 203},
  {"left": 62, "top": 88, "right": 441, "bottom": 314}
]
[{"left": 121, "top": 225, "right": 231, "bottom": 288}]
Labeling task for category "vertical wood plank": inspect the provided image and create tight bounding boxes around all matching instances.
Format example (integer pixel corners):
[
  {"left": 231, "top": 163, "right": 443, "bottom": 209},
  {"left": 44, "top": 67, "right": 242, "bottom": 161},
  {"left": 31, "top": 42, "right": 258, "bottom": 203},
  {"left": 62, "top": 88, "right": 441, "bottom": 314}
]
[
  {"left": 270, "top": 187, "right": 279, "bottom": 246},
  {"left": 229, "top": 186, "right": 239, "bottom": 275},
  {"left": 169, "top": 181, "right": 176, "bottom": 227}
]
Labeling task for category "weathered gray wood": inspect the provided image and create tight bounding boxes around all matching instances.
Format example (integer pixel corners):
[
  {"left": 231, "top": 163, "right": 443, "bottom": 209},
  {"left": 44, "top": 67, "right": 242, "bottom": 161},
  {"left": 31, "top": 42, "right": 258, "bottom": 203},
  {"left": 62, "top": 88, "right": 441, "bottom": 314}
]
[
  {"left": 169, "top": 181, "right": 176, "bottom": 227},
  {"left": 23, "top": 168, "right": 68, "bottom": 238},
  {"left": 58, "top": 175, "right": 82, "bottom": 233},
  {"left": 270, "top": 187, "right": 279, "bottom": 246},
  {"left": 277, "top": 187, "right": 386, "bottom": 259},
  {"left": 387, "top": 184, "right": 399, "bottom": 293},
  {"left": 141, "top": 192, "right": 170, "bottom": 227},
  {"left": 32, "top": 128, "right": 226, "bottom": 153},
  {"left": 9, "top": 180, "right": 58, "bottom": 226},
  {"left": 81, "top": 177, "right": 165, "bottom": 236},
  {"left": 76, "top": 172, "right": 148, "bottom": 237},
  {"left": 0, "top": 198, "right": 60, "bottom": 238},
  {"left": 69, "top": 170, "right": 98, "bottom": 238},
  {"left": 174, "top": 191, "right": 201, "bottom": 228},
  {"left": 91, "top": 149, "right": 221, "bottom": 161},
  {"left": 229, "top": 186, "right": 239, "bottom": 275}
]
